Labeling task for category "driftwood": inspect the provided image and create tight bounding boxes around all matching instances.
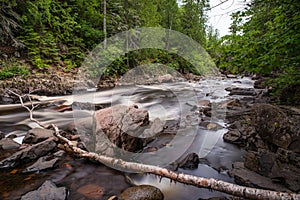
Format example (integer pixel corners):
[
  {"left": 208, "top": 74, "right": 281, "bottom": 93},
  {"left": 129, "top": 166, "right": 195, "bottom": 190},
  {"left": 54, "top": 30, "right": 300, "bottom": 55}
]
[{"left": 10, "top": 91, "right": 300, "bottom": 200}]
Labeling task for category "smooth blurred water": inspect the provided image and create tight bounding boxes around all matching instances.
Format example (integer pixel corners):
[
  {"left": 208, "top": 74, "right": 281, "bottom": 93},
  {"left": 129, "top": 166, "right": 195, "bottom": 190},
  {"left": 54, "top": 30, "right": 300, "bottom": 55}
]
[{"left": 0, "top": 76, "right": 253, "bottom": 199}]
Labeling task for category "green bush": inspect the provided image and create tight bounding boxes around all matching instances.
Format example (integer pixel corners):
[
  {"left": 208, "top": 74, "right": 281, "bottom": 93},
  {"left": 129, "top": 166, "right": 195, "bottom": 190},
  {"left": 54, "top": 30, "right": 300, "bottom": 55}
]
[{"left": 0, "top": 59, "right": 29, "bottom": 80}]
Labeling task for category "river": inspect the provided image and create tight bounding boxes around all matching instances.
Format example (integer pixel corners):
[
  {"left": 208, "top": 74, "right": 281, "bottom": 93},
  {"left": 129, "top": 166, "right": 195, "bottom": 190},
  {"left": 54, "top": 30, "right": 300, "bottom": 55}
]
[{"left": 0, "top": 76, "right": 254, "bottom": 199}]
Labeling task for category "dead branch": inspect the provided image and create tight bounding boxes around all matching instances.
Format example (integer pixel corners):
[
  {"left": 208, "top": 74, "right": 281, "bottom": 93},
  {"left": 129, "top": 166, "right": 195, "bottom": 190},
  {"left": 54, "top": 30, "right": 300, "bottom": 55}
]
[
  {"left": 7, "top": 89, "right": 47, "bottom": 128},
  {"left": 51, "top": 124, "right": 300, "bottom": 200}
]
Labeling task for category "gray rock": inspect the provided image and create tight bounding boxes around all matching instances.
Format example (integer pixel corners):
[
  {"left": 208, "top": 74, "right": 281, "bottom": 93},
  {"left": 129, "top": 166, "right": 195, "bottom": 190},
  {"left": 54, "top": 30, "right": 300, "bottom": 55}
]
[
  {"left": 223, "top": 130, "right": 241, "bottom": 144},
  {"left": 23, "top": 156, "right": 59, "bottom": 173},
  {"left": 120, "top": 185, "right": 164, "bottom": 200},
  {"left": 177, "top": 152, "right": 200, "bottom": 169},
  {"left": 226, "top": 87, "right": 257, "bottom": 96},
  {"left": 158, "top": 74, "right": 173, "bottom": 83},
  {"left": 21, "top": 180, "right": 67, "bottom": 200},
  {"left": 229, "top": 162, "right": 290, "bottom": 192},
  {"left": 199, "top": 121, "right": 223, "bottom": 131},
  {"left": 226, "top": 74, "right": 237, "bottom": 78},
  {"left": 0, "top": 138, "right": 56, "bottom": 168},
  {"left": 0, "top": 131, "right": 5, "bottom": 139},
  {"left": 53, "top": 150, "right": 66, "bottom": 158},
  {"left": 253, "top": 104, "right": 292, "bottom": 149},
  {"left": 23, "top": 128, "right": 54, "bottom": 144},
  {"left": 0, "top": 137, "right": 20, "bottom": 150}
]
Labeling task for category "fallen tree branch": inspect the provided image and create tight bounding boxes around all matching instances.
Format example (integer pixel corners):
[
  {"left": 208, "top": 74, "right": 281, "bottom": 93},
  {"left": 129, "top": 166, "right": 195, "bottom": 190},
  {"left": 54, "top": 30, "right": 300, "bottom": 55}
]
[
  {"left": 51, "top": 124, "right": 300, "bottom": 200},
  {"left": 8, "top": 90, "right": 300, "bottom": 199},
  {"left": 7, "top": 89, "right": 47, "bottom": 128}
]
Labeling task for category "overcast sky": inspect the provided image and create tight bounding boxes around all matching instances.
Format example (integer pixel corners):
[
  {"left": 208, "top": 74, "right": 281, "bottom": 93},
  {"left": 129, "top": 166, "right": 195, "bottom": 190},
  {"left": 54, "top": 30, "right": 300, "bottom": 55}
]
[{"left": 207, "top": 0, "right": 250, "bottom": 36}]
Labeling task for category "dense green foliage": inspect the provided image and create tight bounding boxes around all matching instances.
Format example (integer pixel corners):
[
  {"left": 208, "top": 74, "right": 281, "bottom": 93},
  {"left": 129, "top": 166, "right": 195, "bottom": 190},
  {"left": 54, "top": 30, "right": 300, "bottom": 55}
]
[
  {"left": 0, "top": 0, "right": 210, "bottom": 76},
  {"left": 1, "top": 0, "right": 299, "bottom": 100},
  {"left": 212, "top": 0, "right": 300, "bottom": 95}
]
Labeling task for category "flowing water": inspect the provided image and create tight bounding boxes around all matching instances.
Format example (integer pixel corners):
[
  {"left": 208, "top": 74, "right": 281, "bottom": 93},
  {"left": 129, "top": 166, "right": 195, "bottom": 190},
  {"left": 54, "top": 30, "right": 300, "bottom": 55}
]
[{"left": 0, "top": 77, "right": 254, "bottom": 199}]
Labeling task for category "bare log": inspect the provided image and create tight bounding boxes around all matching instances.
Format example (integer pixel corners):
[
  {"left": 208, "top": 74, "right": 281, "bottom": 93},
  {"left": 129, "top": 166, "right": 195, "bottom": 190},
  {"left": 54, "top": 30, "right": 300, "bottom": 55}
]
[{"left": 51, "top": 124, "right": 300, "bottom": 200}]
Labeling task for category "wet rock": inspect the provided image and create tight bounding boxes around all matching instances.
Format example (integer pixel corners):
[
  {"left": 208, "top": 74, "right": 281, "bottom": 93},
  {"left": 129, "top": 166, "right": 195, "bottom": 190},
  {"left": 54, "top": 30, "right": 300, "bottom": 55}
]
[
  {"left": 219, "top": 99, "right": 241, "bottom": 109},
  {"left": 198, "top": 100, "right": 211, "bottom": 107},
  {"left": 252, "top": 104, "right": 292, "bottom": 149},
  {"left": 226, "top": 87, "right": 257, "bottom": 96},
  {"left": 254, "top": 78, "right": 267, "bottom": 89},
  {"left": 142, "top": 118, "right": 164, "bottom": 138},
  {"left": 223, "top": 131, "right": 241, "bottom": 144},
  {"left": 23, "top": 156, "right": 59, "bottom": 173},
  {"left": 0, "top": 138, "right": 20, "bottom": 150},
  {"left": 226, "top": 74, "right": 237, "bottom": 78},
  {"left": 177, "top": 152, "right": 200, "bottom": 169},
  {"left": 23, "top": 128, "right": 54, "bottom": 144},
  {"left": 53, "top": 150, "right": 66, "bottom": 158},
  {"left": 158, "top": 74, "right": 173, "bottom": 83},
  {"left": 279, "top": 83, "right": 300, "bottom": 105},
  {"left": 0, "top": 131, "right": 5, "bottom": 139},
  {"left": 229, "top": 162, "right": 290, "bottom": 192},
  {"left": 77, "top": 184, "right": 105, "bottom": 199},
  {"left": 0, "top": 138, "right": 56, "bottom": 168},
  {"left": 94, "top": 104, "right": 149, "bottom": 152},
  {"left": 198, "top": 197, "right": 228, "bottom": 200},
  {"left": 21, "top": 180, "right": 67, "bottom": 200},
  {"left": 199, "top": 121, "right": 223, "bottom": 131},
  {"left": 120, "top": 185, "right": 164, "bottom": 200}
]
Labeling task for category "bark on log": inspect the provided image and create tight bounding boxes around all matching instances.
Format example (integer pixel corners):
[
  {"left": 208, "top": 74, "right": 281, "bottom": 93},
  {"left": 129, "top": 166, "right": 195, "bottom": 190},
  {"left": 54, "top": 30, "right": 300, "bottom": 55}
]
[{"left": 52, "top": 124, "right": 300, "bottom": 200}]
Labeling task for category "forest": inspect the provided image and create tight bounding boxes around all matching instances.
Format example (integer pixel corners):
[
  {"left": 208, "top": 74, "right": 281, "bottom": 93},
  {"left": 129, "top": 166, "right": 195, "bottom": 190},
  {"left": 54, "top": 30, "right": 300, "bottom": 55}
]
[{"left": 0, "top": 0, "right": 299, "bottom": 100}]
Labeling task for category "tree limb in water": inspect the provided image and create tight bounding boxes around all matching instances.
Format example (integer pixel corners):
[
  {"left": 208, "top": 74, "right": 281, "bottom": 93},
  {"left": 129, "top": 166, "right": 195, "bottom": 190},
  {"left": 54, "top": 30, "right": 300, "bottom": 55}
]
[
  {"left": 8, "top": 90, "right": 300, "bottom": 199},
  {"left": 7, "top": 89, "right": 47, "bottom": 128},
  {"left": 51, "top": 124, "right": 299, "bottom": 200}
]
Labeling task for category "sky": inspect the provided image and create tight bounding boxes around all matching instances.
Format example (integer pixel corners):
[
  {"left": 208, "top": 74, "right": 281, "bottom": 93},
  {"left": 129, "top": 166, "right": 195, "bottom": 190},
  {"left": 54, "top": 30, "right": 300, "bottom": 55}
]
[{"left": 207, "top": 0, "right": 251, "bottom": 36}]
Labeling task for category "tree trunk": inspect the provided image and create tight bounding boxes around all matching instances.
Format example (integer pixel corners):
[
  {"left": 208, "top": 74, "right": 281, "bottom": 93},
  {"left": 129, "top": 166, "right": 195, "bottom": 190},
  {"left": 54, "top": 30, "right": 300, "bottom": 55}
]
[{"left": 103, "top": 0, "right": 107, "bottom": 49}]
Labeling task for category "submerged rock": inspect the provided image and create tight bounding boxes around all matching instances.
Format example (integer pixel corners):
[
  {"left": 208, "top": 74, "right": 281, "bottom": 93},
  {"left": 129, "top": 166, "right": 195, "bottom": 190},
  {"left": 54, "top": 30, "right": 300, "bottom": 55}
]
[
  {"left": 77, "top": 184, "right": 105, "bottom": 199},
  {"left": 21, "top": 180, "right": 67, "bottom": 200},
  {"left": 120, "top": 185, "right": 164, "bottom": 200},
  {"left": 199, "top": 121, "right": 223, "bottom": 131}
]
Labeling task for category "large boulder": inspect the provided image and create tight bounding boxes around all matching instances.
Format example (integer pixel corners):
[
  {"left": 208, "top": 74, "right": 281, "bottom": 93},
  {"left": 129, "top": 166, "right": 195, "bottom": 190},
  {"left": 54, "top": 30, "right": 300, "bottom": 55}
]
[
  {"left": 252, "top": 104, "right": 293, "bottom": 149},
  {"left": 93, "top": 105, "right": 150, "bottom": 153},
  {"left": 120, "top": 185, "right": 164, "bottom": 200}
]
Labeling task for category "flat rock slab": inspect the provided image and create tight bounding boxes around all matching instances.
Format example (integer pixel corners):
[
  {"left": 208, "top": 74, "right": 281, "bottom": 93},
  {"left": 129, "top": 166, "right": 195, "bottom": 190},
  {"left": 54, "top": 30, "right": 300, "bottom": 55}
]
[
  {"left": 21, "top": 180, "right": 67, "bottom": 200},
  {"left": 23, "top": 156, "right": 59, "bottom": 173},
  {"left": 0, "top": 138, "right": 20, "bottom": 150},
  {"left": 0, "top": 138, "right": 56, "bottom": 168},
  {"left": 229, "top": 162, "right": 290, "bottom": 192},
  {"left": 23, "top": 128, "right": 54, "bottom": 144}
]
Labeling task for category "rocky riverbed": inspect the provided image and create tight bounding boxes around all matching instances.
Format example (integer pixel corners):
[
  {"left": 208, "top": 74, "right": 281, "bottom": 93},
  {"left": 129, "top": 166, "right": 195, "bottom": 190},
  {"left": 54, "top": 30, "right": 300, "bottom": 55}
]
[{"left": 0, "top": 73, "right": 299, "bottom": 199}]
